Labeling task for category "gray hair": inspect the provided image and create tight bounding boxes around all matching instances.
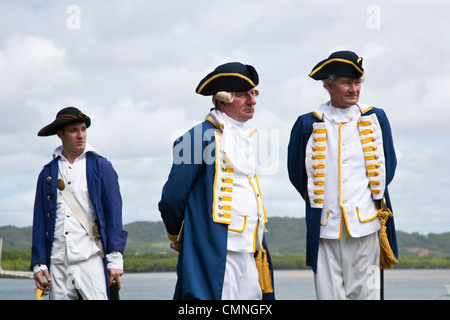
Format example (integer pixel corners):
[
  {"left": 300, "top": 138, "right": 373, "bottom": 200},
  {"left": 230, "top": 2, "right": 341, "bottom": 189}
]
[{"left": 322, "top": 74, "right": 365, "bottom": 89}]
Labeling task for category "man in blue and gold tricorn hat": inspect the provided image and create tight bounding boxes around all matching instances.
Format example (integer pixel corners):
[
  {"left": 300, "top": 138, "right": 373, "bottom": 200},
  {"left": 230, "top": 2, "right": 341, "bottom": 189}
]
[
  {"left": 288, "top": 50, "right": 398, "bottom": 300},
  {"left": 159, "top": 62, "right": 275, "bottom": 300},
  {"left": 195, "top": 62, "right": 259, "bottom": 95},
  {"left": 308, "top": 50, "right": 364, "bottom": 80}
]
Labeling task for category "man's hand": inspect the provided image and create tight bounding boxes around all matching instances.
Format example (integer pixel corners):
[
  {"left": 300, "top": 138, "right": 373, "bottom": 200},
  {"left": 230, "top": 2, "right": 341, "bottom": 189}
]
[
  {"left": 34, "top": 269, "right": 52, "bottom": 295},
  {"left": 108, "top": 268, "right": 124, "bottom": 289},
  {"left": 170, "top": 242, "right": 181, "bottom": 252}
]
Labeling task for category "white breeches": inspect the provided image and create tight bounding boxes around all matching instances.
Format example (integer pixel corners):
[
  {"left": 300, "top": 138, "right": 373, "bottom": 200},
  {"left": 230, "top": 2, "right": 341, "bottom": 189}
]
[
  {"left": 314, "top": 226, "right": 380, "bottom": 300},
  {"left": 50, "top": 252, "right": 107, "bottom": 300},
  {"left": 221, "top": 250, "right": 262, "bottom": 300}
]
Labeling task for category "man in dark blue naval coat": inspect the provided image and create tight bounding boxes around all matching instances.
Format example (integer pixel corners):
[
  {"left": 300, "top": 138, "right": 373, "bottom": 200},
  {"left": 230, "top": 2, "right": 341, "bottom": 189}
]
[
  {"left": 31, "top": 107, "right": 127, "bottom": 299},
  {"left": 159, "top": 62, "right": 275, "bottom": 300},
  {"left": 287, "top": 51, "right": 398, "bottom": 299}
]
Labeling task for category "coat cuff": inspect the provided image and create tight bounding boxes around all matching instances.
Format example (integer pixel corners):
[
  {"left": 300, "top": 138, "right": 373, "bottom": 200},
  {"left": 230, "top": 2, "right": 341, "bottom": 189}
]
[{"left": 167, "top": 220, "right": 184, "bottom": 243}]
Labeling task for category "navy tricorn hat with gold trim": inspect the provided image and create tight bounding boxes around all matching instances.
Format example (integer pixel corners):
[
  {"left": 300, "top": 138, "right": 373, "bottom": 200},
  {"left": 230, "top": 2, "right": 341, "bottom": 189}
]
[
  {"left": 196, "top": 62, "right": 259, "bottom": 96},
  {"left": 38, "top": 107, "right": 91, "bottom": 136},
  {"left": 309, "top": 50, "right": 364, "bottom": 80}
]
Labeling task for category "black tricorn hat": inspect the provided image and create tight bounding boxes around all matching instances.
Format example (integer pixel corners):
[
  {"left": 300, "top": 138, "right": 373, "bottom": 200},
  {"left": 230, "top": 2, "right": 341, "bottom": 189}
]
[
  {"left": 195, "top": 62, "right": 259, "bottom": 96},
  {"left": 38, "top": 107, "right": 91, "bottom": 136},
  {"left": 309, "top": 50, "right": 364, "bottom": 80}
]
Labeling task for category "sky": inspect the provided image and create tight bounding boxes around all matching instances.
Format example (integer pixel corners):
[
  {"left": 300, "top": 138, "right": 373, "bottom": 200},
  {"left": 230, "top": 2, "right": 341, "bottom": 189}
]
[{"left": 0, "top": 0, "right": 449, "bottom": 234}]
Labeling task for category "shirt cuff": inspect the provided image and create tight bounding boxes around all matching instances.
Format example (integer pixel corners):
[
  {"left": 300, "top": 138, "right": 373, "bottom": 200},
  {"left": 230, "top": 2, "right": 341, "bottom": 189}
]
[
  {"left": 32, "top": 264, "right": 48, "bottom": 274},
  {"left": 106, "top": 250, "right": 123, "bottom": 270}
]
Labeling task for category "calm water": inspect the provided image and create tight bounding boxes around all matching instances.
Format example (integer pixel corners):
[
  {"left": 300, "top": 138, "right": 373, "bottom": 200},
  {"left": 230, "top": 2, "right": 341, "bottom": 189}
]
[{"left": 1, "top": 269, "right": 450, "bottom": 300}]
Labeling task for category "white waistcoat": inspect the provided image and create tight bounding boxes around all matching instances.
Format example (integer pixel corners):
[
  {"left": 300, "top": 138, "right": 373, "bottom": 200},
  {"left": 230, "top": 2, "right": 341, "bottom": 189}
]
[
  {"left": 305, "top": 103, "right": 385, "bottom": 239},
  {"left": 207, "top": 111, "right": 266, "bottom": 253}
]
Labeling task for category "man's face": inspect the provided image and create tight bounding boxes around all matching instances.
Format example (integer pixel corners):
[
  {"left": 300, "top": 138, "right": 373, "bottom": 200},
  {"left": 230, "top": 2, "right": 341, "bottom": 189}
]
[
  {"left": 57, "top": 122, "right": 87, "bottom": 155},
  {"left": 325, "top": 76, "right": 362, "bottom": 109},
  {"left": 219, "top": 89, "right": 258, "bottom": 122}
]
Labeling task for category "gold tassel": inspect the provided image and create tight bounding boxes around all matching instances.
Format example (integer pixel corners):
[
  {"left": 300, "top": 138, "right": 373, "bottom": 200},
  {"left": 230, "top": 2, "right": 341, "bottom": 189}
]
[
  {"left": 255, "top": 245, "right": 273, "bottom": 294},
  {"left": 36, "top": 288, "right": 44, "bottom": 300},
  {"left": 377, "top": 196, "right": 398, "bottom": 269}
]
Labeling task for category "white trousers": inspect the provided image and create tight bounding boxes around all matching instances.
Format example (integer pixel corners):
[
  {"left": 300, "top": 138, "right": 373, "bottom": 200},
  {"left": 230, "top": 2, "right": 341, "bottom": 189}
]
[
  {"left": 50, "top": 252, "right": 107, "bottom": 300},
  {"left": 314, "top": 227, "right": 380, "bottom": 300},
  {"left": 221, "top": 250, "right": 262, "bottom": 300}
]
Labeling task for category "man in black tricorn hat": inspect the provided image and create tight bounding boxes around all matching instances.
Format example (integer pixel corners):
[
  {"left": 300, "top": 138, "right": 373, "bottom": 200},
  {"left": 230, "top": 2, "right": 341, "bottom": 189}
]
[
  {"left": 31, "top": 107, "right": 127, "bottom": 300},
  {"left": 159, "top": 62, "right": 275, "bottom": 300},
  {"left": 287, "top": 51, "right": 398, "bottom": 299}
]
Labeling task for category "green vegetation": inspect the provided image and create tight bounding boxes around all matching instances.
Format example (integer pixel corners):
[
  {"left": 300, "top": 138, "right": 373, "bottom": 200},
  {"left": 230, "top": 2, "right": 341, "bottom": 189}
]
[
  {"left": 1, "top": 249, "right": 31, "bottom": 271},
  {"left": 395, "top": 256, "right": 450, "bottom": 269},
  {"left": 270, "top": 254, "right": 308, "bottom": 270},
  {"left": 124, "top": 253, "right": 178, "bottom": 273},
  {"left": 3, "top": 249, "right": 450, "bottom": 273},
  {"left": 2, "top": 217, "right": 450, "bottom": 272}
]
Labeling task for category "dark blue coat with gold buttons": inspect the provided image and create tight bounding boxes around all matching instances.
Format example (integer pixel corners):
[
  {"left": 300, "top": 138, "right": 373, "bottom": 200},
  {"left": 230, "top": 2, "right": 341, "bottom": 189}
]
[
  {"left": 30, "top": 152, "right": 127, "bottom": 296},
  {"left": 287, "top": 106, "right": 398, "bottom": 272},
  {"left": 159, "top": 119, "right": 275, "bottom": 300}
]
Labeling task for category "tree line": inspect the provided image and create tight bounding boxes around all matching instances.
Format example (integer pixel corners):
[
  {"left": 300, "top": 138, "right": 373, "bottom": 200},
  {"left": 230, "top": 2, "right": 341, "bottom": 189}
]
[{"left": 3, "top": 249, "right": 450, "bottom": 273}]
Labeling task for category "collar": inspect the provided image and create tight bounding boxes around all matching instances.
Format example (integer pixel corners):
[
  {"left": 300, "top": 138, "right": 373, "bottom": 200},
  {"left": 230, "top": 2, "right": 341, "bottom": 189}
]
[
  {"left": 206, "top": 110, "right": 257, "bottom": 175},
  {"left": 312, "top": 102, "right": 373, "bottom": 121},
  {"left": 206, "top": 110, "right": 257, "bottom": 137},
  {"left": 53, "top": 142, "right": 96, "bottom": 162}
]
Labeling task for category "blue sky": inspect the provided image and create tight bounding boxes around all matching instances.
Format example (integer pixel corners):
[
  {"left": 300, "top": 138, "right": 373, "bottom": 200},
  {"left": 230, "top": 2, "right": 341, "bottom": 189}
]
[{"left": 0, "top": 0, "right": 449, "bottom": 234}]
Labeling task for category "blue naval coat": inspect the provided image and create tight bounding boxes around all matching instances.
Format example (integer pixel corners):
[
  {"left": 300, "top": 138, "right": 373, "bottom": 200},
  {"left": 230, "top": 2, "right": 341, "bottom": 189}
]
[
  {"left": 159, "top": 119, "right": 275, "bottom": 300},
  {"left": 287, "top": 106, "right": 398, "bottom": 272},
  {"left": 31, "top": 151, "right": 128, "bottom": 298}
]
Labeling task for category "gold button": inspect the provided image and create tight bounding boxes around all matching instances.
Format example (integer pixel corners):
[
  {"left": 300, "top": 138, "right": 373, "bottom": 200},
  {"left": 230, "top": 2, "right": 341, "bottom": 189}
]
[
  {"left": 46, "top": 213, "right": 50, "bottom": 218},
  {"left": 46, "top": 176, "right": 52, "bottom": 181},
  {"left": 343, "top": 200, "right": 347, "bottom": 204},
  {"left": 47, "top": 195, "right": 51, "bottom": 200},
  {"left": 218, "top": 212, "right": 224, "bottom": 218},
  {"left": 218, "top": 204, "right": 223, "bottom": 209},
  {"left": 343, "top": 180, "right": 347, "bottom": 184},
  {"left": 218, "top": 195, "right": 223, "bottom": 201}
]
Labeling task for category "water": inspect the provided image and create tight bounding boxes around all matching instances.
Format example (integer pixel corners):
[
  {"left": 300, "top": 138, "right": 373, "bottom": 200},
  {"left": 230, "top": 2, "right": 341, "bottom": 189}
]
[{"left": 1, "top": 269, "right": 450, "bottom": 300}]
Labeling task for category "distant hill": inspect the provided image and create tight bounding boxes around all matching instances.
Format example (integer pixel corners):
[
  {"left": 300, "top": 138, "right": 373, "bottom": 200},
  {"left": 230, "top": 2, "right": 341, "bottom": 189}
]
[
  {"left": 0, "top": 226, "right": 32, "bottom": 250},
  {"left": 2, "top": 217, "right": 450, "bottom": 257}
]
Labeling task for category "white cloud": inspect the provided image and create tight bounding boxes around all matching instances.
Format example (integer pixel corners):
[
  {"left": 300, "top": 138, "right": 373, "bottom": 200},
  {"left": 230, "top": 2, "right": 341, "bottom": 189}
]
[{"left": 0, "top": 34, "right": 81, "bottom": 98}]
